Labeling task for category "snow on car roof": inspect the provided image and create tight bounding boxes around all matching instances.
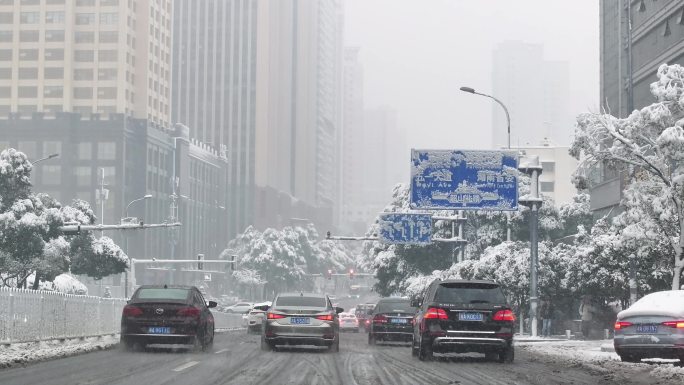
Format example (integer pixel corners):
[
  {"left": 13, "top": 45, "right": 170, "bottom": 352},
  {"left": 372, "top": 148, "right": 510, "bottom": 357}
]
[{"left": 618, "top": 290, "right": 684, "bottom": 319}]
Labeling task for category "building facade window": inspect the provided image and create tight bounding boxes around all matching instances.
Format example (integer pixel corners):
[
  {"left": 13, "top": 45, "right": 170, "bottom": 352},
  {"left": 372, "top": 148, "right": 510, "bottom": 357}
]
[
  {"left": 73, "top": 87, "right": 93, "bottom": 99},
  {"left": 97, "top": 87, "right": 116, "bottom": 99},
  {"left": 99, "top": 31, "right": 118, "bottom": 43},
  {"left": 42, "top": 165, "right": 61, "bottom": 185},
  {"left": 45, "top": 30, "right": 65, "bottom": 42},
  {"left": 78, "top": 142, "right": 92, "bottom": 160},
  {"left": 74, "top": 50, "right": 94, "bottom": 62},
  {"left": 44, "top": 67, "right": 63, "bottom": 79},
  {"left": 75, "top": 13, "right": 95, "bottom": 25},
  {"left": 20, "top": 12, "right": 40, "bottom": 24},
  {"left": 98, "top": 68, "right": 117, "bottom": 80},
  {"left": 0, "top": 31, "right": 11, "bottom": 42},
  {"left": 43, "top": 141, "right": 61, "bottom": 156},
  {"left": 0, "top": 13, "right": 13, "bottom": 24},
  {"left": 19, "top": 49, "right": 39, "bottom": 60},
  {"left": 99, "top": 12, "right": 118, "bottom": 25},
  {"left": 540, "top": 181, "right": 555, "bottom": 193},
  {"left": 74, "top": 31, "right": 94, "bottom": 43},
  {"left": 44, "top": 48, "right": 64, "bottom": 60},
  {"left": 19, "top": 30, "right": 39, "bottom": 42},
  {"left": 18, "top": 67, "right": 38, "bottom": 79},
  {"left": 541, "top": 161, "right": 555, "bottom": 173},
  {"left": 45, "top": 11, "right": 65, "bottom": 24},
  {"left": 44, "top": 85, "right": 63, "bottom": 98},
  {"left": 76, "top": 0, "right": 95, "bottom": 5},
  {"left": 75, "top": 166, "right": 91, "bottom": 186},
  {"left": 98, "top": 142, "right": 116, "bottom": 160},
  {"left": 0, "top": 86, "right": 10, "bottom": 98},
  {"left": 98, "top": 49, "right": 117, "bottom": 62},
  {"left": 73, "top": 68, "right": 93, "bottom": 80},
  {"left": 18, "top": 86, "right": 38, "bottom": 98},
  {"left": 0, "top": 68, "right": 10, "bottom": 79}
]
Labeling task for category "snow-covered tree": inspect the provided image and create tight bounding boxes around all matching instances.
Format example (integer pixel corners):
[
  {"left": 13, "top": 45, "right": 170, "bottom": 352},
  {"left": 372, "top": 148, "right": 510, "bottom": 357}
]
[
  {"left": 570, "top": 63, "right": 684, "bottom": 289},
  {"left": 0, "top": 148, "right": 128, "bottom": 288}
]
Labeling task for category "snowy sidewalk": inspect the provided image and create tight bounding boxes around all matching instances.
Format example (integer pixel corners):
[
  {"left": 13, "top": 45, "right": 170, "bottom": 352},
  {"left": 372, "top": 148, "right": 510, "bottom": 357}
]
[
  {"left": 517, "top": 338, "right": 684, "bottom": 382},
  {"left": 0, "top": 335, "right": 119, "bottom": 369}
]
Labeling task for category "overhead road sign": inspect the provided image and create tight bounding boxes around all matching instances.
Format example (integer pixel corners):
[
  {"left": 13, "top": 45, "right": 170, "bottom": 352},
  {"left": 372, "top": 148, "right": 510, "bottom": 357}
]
[
  {"left": 378, "top": 213, "right": 432, "bottom": 245},
  {"left": 410, "top": 149, "right": 518, "bottom": 210}
]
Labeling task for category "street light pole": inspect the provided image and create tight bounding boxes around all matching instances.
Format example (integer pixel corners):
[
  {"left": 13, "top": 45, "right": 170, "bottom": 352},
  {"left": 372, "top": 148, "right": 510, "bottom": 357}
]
[
  {"left": 123, "top": 194, "right": 152, "bottom": 297},
  {"left": 31, "top": 153, "right": 59, "bottom": 164}
]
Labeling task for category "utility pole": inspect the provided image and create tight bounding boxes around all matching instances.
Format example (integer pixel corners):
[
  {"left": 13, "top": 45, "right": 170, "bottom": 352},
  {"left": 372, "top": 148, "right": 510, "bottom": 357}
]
[{"left": 519, "top": 155, "right": 543, "bottom": 337}]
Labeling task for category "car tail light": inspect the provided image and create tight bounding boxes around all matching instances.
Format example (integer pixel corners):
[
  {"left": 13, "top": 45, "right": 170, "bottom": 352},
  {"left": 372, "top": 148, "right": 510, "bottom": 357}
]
[
  {"left": 177, "top": 307, "right": 201, "bottom": 318},
  {"left": 122, "top": 305, "right": 143, "bottom": 317},
  {"left": 661, "top": 320, "right": 684, "bottom": 328},
  {"left": 316, "top": 314, "right": 334, "bottom": 321},
  {"left": 614, "top": 321, "right": 633, "bottom": 330},
  {"left": 373, "top": 314, "right": 388, "bottom": 324},
  {"left": 267, "top": 312, "right": 286, "bottom": 319},
  {"left": 492, "top": 310, "right": 516, "bottom": 322},
  {"left": 424, "top": 307, "right": 448, "bottom": 320}
]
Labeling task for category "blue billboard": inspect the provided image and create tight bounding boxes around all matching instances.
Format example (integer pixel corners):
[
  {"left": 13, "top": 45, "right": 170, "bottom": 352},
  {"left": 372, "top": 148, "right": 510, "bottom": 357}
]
[
  {"left": 410, "top": 149, "right": 518, "bottom": 210},
  {"left": 378, "top": 213, "right": 433, "bottom": 245}
]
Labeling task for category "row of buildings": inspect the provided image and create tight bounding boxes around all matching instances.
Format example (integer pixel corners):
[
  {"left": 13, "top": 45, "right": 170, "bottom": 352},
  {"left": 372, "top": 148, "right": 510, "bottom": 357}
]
[{"left": 0, "top": 0, "right": 386, "bottom": 294}]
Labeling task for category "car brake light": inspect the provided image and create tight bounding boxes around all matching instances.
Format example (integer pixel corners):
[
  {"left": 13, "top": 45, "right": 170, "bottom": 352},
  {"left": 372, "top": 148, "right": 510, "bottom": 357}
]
[
  {"left": 492, "top": 310, "right": 516, "bottom": 322},
  {"left": 373, "top": 314, "right": 388, "bottom": 323},
  {"left": 177, "top": 307, "right": 201, "bottom": 318},
  {"left": 267, "top": 312, "right": 286, "bottom": 319},
  {"left": 661, "top": 320, "right": 684, "bottom": 328},
  {"left": 316, "top": 314, "right": 334, "bottom": 321},
  {"left": 122, "top": 305, "right": 143, "bottom": 317},
  {"left": 614, "top": 321, "right": 633, "bottom": 330},
  {"left": 424, "top": 307, "right": 448, "bottom": 320}
]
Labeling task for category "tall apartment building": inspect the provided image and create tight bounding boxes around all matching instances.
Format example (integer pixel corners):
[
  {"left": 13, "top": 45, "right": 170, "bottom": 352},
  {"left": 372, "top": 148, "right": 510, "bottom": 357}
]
[
  {"left": 491, "top": 41, "right": 572, "bottom": 148},
  {"left": 0, "top": 0, "right": 171, "bottom": 127},
  {"left": 172, "top": 0, "right": 257, "bottom": 238},
  {"left": 591, "top": 0, "right": 684, "bottom": 218},
  {"left": 253, "top": 0, "right": 343, "bottom": 233}
]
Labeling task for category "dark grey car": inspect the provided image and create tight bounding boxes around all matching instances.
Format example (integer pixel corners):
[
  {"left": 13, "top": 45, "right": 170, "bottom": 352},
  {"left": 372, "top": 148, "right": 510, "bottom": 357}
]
[{"left": 260, "top": 293, "right": 343, "bottom": 352}]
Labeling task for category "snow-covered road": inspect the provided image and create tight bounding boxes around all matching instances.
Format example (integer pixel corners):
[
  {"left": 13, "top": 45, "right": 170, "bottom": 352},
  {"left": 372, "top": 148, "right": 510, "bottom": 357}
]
[{"left": 1, "top": 331, "right": 682, "bottom": 385}]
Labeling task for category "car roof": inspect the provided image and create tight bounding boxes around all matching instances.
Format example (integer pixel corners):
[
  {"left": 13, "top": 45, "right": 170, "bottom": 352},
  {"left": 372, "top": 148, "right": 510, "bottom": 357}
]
[
  {"left": 137, "top": 285, "right": 197, "bottom": 290},
  {"left": 377, "top": 297, "right": 409, "bottom": 302},
  {"left": 277, "top": 292, "right": 327, "bottom": 298}
]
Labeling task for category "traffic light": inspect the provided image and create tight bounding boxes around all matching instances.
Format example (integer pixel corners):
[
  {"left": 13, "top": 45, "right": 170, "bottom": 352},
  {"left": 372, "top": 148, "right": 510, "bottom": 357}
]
[
  {"left": 326, "top": 269, "right": 333, "bottom": 280},
  {"left": 197, "top": 254, "right": 204, "bottom": 270},
  {"left": 349, "top": 268, "right": 355, "bottom": 280}
]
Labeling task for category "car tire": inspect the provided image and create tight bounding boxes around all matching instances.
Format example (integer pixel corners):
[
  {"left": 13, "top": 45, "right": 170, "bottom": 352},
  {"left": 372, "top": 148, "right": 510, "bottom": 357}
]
[
  {"left": 417, "top": 337, "right": 433, "bottom": 361},
  {"left": 260, "top": 335, "right": 273, "bottom": 352},
  {"left": 120, "top": 336, "right": 135, "bottom": 352},
  {"left": 329, "top": 337, "right": 340, "bottom": 353},
  {"left": 485, "top": 352, "right": 499, "bottom": 361},
  {"left": 498, "top": 346, "right": 514, "bottom": 363},
  {"left": 368, "top": 333, "right": 376, "bottom": 345},
  {"left": 411, "top": 341, "right": 419, "bottom": 357},
  {"left": 204, "top": 327, "right": 214, "bottom": 352}
]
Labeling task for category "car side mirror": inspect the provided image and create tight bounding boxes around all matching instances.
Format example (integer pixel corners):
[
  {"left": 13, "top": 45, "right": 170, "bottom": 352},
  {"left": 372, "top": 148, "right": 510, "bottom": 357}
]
[
  {"left": 208, "top": 301, "right": 218, "bottom": 308},
  {"left": 335, "top": 307, "right": 344, "bottom": 314},
  {"left": 254, "top": 305, "right": 270, "bottom": 312}
]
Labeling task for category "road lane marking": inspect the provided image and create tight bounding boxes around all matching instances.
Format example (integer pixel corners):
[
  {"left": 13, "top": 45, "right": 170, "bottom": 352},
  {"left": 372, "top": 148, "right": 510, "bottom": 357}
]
[
  {"left": 214, "top": 348, "right": 229, "bottom": 354},
  {"left": 173, "top": 361, "right": 199, "bottom": 372}
]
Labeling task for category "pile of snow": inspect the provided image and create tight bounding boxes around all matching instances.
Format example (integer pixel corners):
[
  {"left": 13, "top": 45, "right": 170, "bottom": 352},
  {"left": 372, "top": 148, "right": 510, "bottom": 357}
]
[
  {"left": 0, "top": 335, "right": 118, "bottom": 369},
  {"left": 27, "top": 273, "right": 88, "bottom": 295},
  {"left": 618, "top": 290, "right": 684, "bottom": 319}
]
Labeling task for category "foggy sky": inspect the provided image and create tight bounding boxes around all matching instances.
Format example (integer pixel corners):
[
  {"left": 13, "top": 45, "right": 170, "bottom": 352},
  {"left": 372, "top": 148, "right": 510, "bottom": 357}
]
[{"left": 344, "top": 0, "right": 599, "bottom": 153}]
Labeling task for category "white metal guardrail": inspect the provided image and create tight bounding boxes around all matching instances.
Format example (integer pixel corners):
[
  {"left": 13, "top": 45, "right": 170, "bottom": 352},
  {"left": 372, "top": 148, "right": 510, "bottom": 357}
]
[{"left": 0, "top": 288, "right": 127, "bottom": 344}]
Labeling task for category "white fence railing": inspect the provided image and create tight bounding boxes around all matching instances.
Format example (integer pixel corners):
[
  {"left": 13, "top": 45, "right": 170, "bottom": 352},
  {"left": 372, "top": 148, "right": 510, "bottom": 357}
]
[{"left": 0, "top": 288, "right": 127, "bottom": 344}]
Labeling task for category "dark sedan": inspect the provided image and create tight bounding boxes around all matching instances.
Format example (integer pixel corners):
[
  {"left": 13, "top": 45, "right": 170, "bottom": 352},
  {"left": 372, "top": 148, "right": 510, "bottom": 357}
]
[
  {"left": 368, "top": 297, "right": 416, "bottom": 344},
  {"left": 120, "top": 285, "right": 217, "bottom": 351}
]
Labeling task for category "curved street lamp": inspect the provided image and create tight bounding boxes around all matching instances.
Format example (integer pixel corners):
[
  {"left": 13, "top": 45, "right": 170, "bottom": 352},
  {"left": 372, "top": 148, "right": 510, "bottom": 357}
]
[
  {"left": 124, "top": 194, "right": 153, "bottom": 218},
  {"left": 123, "top": 194, "right": 152, "bottom": 298},
  {"left": 32, "top": 153, "right": 59, "bottom": 164},
  {"left": 459, "top": 86, "right": 511, "bottom": 149}
]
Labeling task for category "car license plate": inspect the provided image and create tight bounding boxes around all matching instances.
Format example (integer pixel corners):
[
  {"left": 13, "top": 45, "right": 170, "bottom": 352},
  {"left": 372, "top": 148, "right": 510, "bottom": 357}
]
[
  {"left": 148, "top": 327, "right": 171, "bottom": 334},
  {"left": 290, "top": 317, "right": 310, "bottom": 325},
  {"left": 390, "top": 318, "right": 408, "bottom": 324},
  {"left": 636, "top": 324, "right": 658, "bottom": 333},
  {"left": 458, "top": 312, "right": 483, "bottom": 321}
]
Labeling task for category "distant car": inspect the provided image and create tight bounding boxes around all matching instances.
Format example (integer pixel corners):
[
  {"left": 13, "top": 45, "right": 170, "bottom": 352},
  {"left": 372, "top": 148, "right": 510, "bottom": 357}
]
[
  {"left": 339, "top": 313, "right": 359, "bottom": 332},
  {"left": 261, "top": 293, "right": 343, "bottom": 352},
  {"left": 120, "top": 285, "right": 216, "bottom": 351},
  {"left": 225, "top": 302, "right": 253, "bottom": 314},
  {"left": 247, "top": 301, "right": 272, "bottom": 333},
  {"left": 368, "top": 297, "right": 416, "bottom": 344},
  {"left": 614, "top": 290, "right": 684, "bottom": 363},
  {"left": 412, "top": 279, "right": 515, "bottom": 362},
  {"left": 355, "top": 303, "right": 376, "bottom": 331}
]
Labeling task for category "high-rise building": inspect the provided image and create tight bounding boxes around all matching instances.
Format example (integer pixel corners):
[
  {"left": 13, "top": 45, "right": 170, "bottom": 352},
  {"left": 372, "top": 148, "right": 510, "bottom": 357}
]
[
  {"left": 591, "top": 0, "right": 684, "bottom": 218},
  {"left": 0, "top": 0, "right": 171, "bottom": 127},
  {"left": 253, "top": 0, "right": 343, "bottom": 233},
  {"left": 172, "top": 0, "right": 258, "bottom": 238},
  {"left": 491, "top": 41, "right": 572, "bottom": 148}
]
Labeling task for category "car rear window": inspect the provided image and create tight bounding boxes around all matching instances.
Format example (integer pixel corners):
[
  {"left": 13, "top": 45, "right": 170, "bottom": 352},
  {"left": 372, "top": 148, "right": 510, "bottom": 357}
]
[
  {"left": 434, "top": 283, "right": 506, "bottom": 304},
  {"left": 135, "top": 288, "right": 190, "bottom": 300},
  {"left": 375, "top": 300, "right": 416, "bottom": 314},
  {"left": 275, "top": 296, "right": 327, "bottom": 307}
]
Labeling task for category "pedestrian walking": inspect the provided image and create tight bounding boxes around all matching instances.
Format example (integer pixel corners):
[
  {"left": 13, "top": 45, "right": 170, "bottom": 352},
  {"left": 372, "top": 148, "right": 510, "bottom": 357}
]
[
  {"left": 579, "top": 295, "right": 596, "bottom": 339},
  {"left": 540, "top": 297, "right": 554, "bottom": 337}
]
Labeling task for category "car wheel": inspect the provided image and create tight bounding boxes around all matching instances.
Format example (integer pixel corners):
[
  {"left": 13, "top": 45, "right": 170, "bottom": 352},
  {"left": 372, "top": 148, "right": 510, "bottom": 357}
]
[
  {"left": 417, "top": 337, "right": 433, "bottom": 361},
  {"left": 411, "top": 341, "right": 419, "bottom": 357},
  {"left": 329, "top": 337, "right": 340, "bottom": 353},
  {"left": 260, "top": 335, "right": 273, "bottom": 352},
  {"left": 485, "top": 352, "right": 499, "bottom": 361},
  {"left": 204, "top": 327, "right": 214, "bottom": 352},
  {"left": 120, "top": 336, "right": 135, "bottom": 352},
  {"left": 368, "top": 333, "right": 376, "bottom": 345},
  {"left": 498, "top": 346, "right": 514, "bottom": 363}
]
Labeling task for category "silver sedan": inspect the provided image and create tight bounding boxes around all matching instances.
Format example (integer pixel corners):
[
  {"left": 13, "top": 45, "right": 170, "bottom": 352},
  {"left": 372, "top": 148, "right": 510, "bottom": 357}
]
[{"left": 614, "top": 290, "right": 684, "bottom": 363}]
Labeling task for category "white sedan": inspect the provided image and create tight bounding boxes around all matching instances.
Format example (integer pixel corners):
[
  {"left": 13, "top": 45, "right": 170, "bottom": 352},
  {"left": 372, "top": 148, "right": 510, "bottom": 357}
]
[
  {"left": 339, "top": 312, "right": 360, "bottom": 332},
  {"left": 246, "top": 301, "right": 272, "bottom": 333},
  {"left": 225, "top": 302, "right": 253, "bottom": 314}
]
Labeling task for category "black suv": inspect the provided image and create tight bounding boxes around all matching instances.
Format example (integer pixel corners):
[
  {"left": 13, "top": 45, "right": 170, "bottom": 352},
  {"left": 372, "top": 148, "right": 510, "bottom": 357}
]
[
  {"left": 411, "top": 279, "right": 515, "bottom": 362},
  {"left": 368, "top": 297, "right": 416, "bottom": 344}
]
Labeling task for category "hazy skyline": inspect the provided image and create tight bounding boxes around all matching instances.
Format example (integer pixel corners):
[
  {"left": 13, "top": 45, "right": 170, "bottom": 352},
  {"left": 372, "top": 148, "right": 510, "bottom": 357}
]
[{"left": 345, "top": 0, "right": 600, "bottom": 153}]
